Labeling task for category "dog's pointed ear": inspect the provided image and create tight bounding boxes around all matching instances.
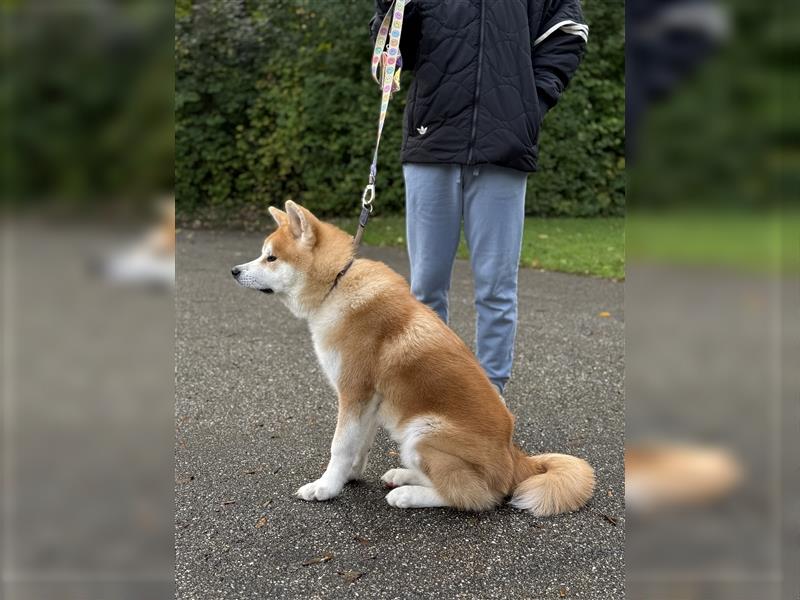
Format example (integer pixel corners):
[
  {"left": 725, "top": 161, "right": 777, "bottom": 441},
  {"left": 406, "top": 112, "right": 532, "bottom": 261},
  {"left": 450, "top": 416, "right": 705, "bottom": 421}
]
[
  {"left": 285, "top": 201, "right": 316, "bottom": 246},
  {"left": 268, "top": 206, "right": 288, "bottom": 227}
]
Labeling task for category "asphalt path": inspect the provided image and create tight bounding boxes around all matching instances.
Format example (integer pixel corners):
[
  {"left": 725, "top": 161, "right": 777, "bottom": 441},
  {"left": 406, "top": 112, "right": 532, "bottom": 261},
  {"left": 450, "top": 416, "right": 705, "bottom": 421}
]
[{"left": 175, "top": 230, "right": 624, "bottom": 599}]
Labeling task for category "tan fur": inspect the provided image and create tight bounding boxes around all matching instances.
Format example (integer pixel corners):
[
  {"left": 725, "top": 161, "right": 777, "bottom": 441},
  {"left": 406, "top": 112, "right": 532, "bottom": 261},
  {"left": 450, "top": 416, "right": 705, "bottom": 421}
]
[
  {"left": 509, "top": 451, "right": 596, "bottom": 516},
  {"left": 625, "top": 444, "right": 741, "bottom": 512},
  {"left": 147, "top": 197, "right": 175, "bottom": 256},
  {"left": 254, "top": 202, "right": 595, "bottom": 515}
]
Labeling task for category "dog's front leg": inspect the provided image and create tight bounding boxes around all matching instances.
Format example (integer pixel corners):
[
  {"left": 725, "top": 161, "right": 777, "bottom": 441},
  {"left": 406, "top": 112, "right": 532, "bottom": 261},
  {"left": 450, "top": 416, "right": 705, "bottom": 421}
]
[
  {"left": 296, "top": 396, "right": 375, "bottom": 502},
  {"left": 348, "top": 415, "right": 379, "bottom": 481}
]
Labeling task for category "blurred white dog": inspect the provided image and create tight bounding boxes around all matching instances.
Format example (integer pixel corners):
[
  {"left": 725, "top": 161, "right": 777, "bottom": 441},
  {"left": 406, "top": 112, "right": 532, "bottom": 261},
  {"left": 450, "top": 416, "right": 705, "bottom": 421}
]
[{"left": 96, "top": 198, "right": 175, "bottom": 288}]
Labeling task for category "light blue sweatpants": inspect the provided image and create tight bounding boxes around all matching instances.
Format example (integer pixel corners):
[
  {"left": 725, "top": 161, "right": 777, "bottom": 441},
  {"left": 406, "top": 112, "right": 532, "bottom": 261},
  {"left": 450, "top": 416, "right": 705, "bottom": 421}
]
[{"left": 403, "top": 163, "right": 527, "bottom": 392}]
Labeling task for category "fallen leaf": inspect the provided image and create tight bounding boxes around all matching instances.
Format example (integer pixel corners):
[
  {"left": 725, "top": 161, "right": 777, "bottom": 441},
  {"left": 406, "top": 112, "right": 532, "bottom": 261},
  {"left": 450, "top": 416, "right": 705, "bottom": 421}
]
[
  {"left": 388, "top": 450, "right": 399, "bottom": 457},
  {"left": 559, "top": 585, "right": 568, "bottom": 597},
  {"left": 353, "top": 535, "right": 370, "bottom": 546},
  {"left": 598, "top": 311, "right": 611, "bottom": 318},
  {"left": 255, "top": 516, "right": 267, "bottom": 528},
  {"left": 338, "top": 570, "right": 364, "bottom": 584},
  {"left": 600, "top": 513, "right": 618, "bottom": 526},
  {"left": 176, "top": 475, "right": 194, "bottom": 485},
  {"left": 302, "top": 552, "right": 334, "bottom": 566}
]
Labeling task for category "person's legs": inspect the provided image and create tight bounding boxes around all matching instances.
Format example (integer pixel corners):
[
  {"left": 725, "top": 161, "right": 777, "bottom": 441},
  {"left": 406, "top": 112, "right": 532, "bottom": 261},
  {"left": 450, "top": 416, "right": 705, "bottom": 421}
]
[
  {"left": 462, "top": 165, "right": 527, "bottom": 392},
  {"left": 403, "top": 164, "right": 463, "bottom": 323}
]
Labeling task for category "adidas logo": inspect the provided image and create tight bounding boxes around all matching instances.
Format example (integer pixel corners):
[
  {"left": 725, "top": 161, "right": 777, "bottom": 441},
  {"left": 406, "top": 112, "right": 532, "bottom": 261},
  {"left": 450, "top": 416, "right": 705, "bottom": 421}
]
[{"left": 417, "top": 125, "right": 428, "bottom": 136}]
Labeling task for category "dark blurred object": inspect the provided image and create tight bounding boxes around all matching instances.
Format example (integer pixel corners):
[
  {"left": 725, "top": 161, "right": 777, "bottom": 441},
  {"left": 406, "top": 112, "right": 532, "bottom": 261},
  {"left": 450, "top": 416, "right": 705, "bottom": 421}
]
[
  {"left": 626, "top": 0, "right": 792, "bottom": 214},
  {"left": 626, "top": 0, "right": 729, "bottom": 159}
]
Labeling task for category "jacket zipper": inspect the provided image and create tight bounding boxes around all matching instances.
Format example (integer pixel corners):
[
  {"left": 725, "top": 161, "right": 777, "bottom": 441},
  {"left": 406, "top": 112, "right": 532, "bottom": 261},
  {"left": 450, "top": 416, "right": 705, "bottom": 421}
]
[
  {"left": 466, "top": 0, "right": 485, "bottom": 165},
  {"left": 407, "top": 79, "right": 419, "bottom": 145}
]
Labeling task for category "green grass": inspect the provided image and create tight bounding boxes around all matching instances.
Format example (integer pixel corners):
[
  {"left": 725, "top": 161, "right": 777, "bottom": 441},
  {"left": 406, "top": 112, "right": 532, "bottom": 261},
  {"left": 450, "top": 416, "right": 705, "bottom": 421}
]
[
  {"left": 334, "top": 216, "right": 625, "bottom": 280},
  {"left": 627, "top": 211, "right": 799, "bottom": 275},
  {"left": 333, "top": 211, "right": 800, "bottom": 279}
]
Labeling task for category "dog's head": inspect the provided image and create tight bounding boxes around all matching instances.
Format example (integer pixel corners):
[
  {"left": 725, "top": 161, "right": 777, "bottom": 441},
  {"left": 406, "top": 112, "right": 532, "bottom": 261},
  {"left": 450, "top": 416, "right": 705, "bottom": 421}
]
[{"left": 231, "top": 201, "right": 352, "bottom": 314}]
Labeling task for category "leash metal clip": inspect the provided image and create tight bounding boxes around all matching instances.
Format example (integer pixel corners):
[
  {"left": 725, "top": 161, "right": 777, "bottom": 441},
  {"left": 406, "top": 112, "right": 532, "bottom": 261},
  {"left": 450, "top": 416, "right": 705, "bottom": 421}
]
[{"left": 361, "top": 183, "right": 375, "bottom": 213}]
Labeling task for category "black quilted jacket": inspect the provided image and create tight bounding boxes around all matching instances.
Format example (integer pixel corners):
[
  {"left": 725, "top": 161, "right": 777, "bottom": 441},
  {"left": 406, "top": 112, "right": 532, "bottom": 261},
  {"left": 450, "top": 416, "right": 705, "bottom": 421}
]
[{"left": 370, "top": 0, "right": 588, "bottom": 172}]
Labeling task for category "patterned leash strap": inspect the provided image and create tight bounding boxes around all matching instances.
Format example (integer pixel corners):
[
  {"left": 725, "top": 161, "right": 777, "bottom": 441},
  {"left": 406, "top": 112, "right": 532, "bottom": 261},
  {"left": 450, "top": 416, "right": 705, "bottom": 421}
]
[{"left": 354, "top": 0, "right": 406, "bottom": 249}]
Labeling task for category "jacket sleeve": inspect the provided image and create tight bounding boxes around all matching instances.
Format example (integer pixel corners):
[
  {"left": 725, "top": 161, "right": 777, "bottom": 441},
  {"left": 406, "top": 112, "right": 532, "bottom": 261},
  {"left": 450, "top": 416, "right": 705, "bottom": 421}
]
[
  {"left": 530, "top": 0, "right": 588, "bottom": 116},
  {"left": 369, "top": 0, "right": 421, "bottom": 72}
]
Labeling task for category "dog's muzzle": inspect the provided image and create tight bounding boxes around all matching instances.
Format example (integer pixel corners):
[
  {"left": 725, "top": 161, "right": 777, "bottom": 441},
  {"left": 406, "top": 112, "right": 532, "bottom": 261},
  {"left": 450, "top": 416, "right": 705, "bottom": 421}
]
[{"left": 231, "top": 265, "right": 273, "bottom": 293}]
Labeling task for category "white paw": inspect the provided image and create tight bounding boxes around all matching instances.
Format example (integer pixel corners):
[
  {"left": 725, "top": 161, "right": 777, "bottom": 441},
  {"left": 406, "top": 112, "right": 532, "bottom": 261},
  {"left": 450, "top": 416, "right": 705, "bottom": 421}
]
[
  {"left": 381, "top": 468, "right": 414, "bottom": 488},
  {"left": 295, "top": 478, "right": 341, "bottom": 502},
  {"left": 385, "top": 486, "right": 417, "bottom": 508}
]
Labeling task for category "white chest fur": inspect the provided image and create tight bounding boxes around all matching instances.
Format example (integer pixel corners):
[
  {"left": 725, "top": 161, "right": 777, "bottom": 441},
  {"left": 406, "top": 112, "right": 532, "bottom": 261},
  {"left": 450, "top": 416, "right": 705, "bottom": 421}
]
[
  {"left": 308, "top": 300, "right": 344, "bottom": 391},
  {"left": 313, "top": 340, "right": 341, "bottom": 390}
]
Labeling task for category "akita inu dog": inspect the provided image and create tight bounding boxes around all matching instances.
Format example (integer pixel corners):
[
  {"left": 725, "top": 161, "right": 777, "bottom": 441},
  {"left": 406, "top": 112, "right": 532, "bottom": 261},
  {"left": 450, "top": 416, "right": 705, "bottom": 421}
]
[{"left": 232, "top": 201, "right": 594, "bottom": 515}]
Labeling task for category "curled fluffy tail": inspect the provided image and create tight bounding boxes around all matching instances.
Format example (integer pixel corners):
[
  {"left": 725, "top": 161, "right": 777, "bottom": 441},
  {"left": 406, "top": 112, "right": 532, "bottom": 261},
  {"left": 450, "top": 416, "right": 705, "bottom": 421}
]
[{"left": 510, "top": 450, "right": 595, "bottom": 516}]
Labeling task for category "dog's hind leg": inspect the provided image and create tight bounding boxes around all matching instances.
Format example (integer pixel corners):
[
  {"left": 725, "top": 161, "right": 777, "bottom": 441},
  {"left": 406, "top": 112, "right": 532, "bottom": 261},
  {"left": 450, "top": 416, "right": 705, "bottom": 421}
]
[
  {"left": 381, "top": 468, "right": 432, "bottom": 488},
  {"left": 385, "top": 485, "right": 447, "bottom": 509},
  {"left": 418, "top": 445, "right": 503, "bottom": 512}
]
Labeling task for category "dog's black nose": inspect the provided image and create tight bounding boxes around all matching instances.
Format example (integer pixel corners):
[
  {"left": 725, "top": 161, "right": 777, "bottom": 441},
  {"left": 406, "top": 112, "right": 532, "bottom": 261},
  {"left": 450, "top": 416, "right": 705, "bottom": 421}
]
[{"left": 231, "top": 266, "right": 241, "bottom": 277}]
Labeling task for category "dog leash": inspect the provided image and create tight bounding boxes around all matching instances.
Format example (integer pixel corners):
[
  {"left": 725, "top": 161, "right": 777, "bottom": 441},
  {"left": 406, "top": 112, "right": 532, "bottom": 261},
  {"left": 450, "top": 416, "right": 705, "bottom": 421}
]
[{"left": 353, "top": 0, "right": 407, "bottom": 249}]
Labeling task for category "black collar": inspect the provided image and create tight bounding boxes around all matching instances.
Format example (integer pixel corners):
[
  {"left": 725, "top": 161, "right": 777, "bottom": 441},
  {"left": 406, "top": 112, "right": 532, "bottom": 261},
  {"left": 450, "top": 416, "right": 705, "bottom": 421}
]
[{"left": 323, "top": 257, "right": 355, "bottom": 300}]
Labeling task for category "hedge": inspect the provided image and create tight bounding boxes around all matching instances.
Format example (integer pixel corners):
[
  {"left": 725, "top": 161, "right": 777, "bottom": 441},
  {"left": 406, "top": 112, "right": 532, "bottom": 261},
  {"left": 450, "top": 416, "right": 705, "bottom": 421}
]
[
  {"left": 176, "top": 0, "right": 624, "bottom": 224},
  {"left": 5, "top": 5, "right": 174, "bottom": 207}
]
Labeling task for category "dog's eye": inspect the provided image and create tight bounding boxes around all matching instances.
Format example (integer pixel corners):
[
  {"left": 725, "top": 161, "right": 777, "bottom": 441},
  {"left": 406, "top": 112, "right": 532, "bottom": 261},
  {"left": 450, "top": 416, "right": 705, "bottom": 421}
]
[{"left": 267, "top": 255, "right": 277, "bottom": 262}]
